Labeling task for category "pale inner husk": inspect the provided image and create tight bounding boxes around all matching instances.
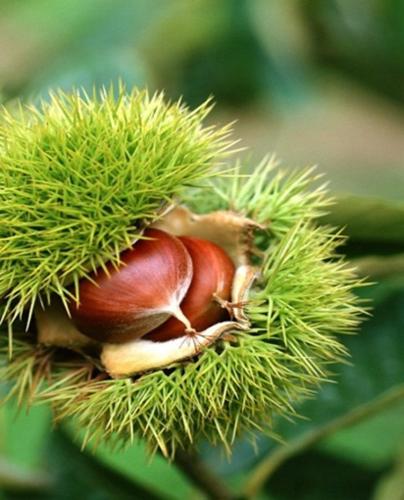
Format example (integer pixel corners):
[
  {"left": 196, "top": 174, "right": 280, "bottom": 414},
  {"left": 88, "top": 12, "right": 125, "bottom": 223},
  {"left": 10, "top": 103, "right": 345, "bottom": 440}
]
[
  {"left": 35, "top": 207, "right": 260, "bottom": 377},
  {"left": 36, "top": 299, "right": 94, "bottom": 348}
]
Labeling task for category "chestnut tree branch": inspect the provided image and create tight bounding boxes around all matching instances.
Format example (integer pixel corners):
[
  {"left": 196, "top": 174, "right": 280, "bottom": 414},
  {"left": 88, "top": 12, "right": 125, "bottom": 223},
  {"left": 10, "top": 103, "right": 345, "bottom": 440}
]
[
  {"left": 244, "top": 383, "right": 404, "bottom": 499},
  {"left": 353, "top": 253, "right": 404, "bottom": 280},
  {"left": 174, "top": 449, "right": 234, "bottom": 500}
]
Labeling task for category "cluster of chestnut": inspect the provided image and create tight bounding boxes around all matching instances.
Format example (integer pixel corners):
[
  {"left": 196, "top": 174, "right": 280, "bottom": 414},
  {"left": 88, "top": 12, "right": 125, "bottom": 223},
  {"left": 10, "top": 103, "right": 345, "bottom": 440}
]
[
  {"left": 69, "top": 228, "right": 236, "bottom": 345},
  {"left": 35, "top": 207, "right": 256, "bottom": 376}
]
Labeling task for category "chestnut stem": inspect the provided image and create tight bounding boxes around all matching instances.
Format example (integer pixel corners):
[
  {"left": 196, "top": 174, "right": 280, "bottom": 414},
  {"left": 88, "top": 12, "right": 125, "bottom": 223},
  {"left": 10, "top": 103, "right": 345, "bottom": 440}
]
[
  {"left": 173, "top": 449, "right": 234, "bottom": 500},
  {"left": 168, "top": 305, "right": 195, "bottom": 333}
]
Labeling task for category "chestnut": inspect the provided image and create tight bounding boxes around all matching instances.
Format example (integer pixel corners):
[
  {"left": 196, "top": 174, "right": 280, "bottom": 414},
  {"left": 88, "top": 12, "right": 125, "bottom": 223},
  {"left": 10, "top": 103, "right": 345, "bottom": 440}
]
[
  {"left": 36, "top": 207, "right": 258, "bottom": 377},
  {"left": 145, "top": 236, "right": 235, "bottom": 342},
  {"left": 69, "top": 228, "right": 193, "bottom": 343},
  {"left": 70, "top": 227, "right": 237, "bottom": 345}
]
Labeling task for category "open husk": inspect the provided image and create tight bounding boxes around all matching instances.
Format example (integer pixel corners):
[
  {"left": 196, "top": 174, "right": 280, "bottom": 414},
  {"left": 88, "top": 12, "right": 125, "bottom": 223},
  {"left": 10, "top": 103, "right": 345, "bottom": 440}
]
[
  {"left": 35, "top": 206, "right": 260, "bottom": 377},
  {"left": 36, "top": 299, "right": 95, "bottom": 349}
]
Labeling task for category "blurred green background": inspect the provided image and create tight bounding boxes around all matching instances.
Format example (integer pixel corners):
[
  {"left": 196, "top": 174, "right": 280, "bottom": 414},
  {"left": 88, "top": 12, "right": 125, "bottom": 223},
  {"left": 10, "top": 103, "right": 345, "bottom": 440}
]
[{"left": 0, "top": 1, "right": 404, "bottom": 499}]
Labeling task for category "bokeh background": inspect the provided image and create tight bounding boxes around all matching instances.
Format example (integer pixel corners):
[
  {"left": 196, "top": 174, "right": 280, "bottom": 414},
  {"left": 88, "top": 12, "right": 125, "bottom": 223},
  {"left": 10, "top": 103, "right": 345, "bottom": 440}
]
[{"left": 0, "top": 1, "right": 403, "bottom": 499}]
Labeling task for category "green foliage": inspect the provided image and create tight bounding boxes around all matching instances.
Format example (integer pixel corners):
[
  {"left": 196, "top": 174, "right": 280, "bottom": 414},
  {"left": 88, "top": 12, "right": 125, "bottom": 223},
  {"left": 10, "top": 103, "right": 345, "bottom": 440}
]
[
  {"left": 374, "top": 451, "right": 404, "bottom": 500},
  {"left": 322, "top": 195, "right": 404, "bottom": 246},
  {"left": 239, "top": 286, "right": 404, "bottom": 498},
  {"left": 0, "top": 87, "right": 233, "bottom": 327},
  {"left": 303, "top": 287, "right": 404, "bottom": 453},
  {"left": 37, "top": 428, "right": 163, "bottom": 500}
]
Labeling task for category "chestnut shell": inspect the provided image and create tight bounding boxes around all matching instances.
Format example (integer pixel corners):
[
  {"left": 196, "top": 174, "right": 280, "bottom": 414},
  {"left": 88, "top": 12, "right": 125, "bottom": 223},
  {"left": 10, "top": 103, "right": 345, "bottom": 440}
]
[
  {"left": 69, "top": 228, "right": 193, "bottom": 343},
  {"left": 145, "top": 236, "right": 235, "bottom": 341}
]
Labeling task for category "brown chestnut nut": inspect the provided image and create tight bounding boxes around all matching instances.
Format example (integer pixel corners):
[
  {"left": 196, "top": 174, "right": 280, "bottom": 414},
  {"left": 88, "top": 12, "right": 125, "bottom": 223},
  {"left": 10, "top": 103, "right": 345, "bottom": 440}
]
[
  {"left": 145, "top": 236, "right": 235, "bottom": 342},
  {"left": 69, "top": 228, "right": 193, "bottom": 343}
]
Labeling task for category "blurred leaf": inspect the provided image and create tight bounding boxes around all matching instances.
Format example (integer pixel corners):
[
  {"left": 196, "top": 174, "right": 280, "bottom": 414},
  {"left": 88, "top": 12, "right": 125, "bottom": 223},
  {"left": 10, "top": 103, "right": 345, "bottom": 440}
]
[
  {"left": 30, "top": 51, "right": 147, "bottom": 99},
  {"left": 0, "top": 458, "right": 51, "bottom": 495},
  {"left": 0, "top": 406, "right": 169, "bottom": 499},
  {"left": 203, "top": 283, "right": 404, "bottom": 476},
  {"left": 244, "top": 384, "right": 404, "bottom": 498},
  {"left": 248, "top": 0, "right": 313, "bottom": 109},
  {"left": 0, "top": 402, "right": 51, "bottom": 470},
  {"left": 318, "top": 397, "right": 404, "bottom": 468},
  {"left": 0, "top": 0, "right": 163, "bottom": 97},
  {"left": 323, "top": 195, "right": 404, "bottom": 247},
  {"left": 300, "top": 0, "right": 404, "bottom": 106},
  {"left": 277, "top": 286, "right": 404, "bottom": 455},
  {"left": 264, "top": 449, "right": 386, "bottom": 500},
  {"left": 373, "top": 451, "right": 404, "bottom": 500},
  {"left": 87, "top": 436, "right": 199, "bottom": 500},
  {"left": 241, "top": 282, "right": 404, "bottom": 497},
  {"left": 144, "top": 0, "right": 270, "bottom": 107},
  {"left": 30, "top": 429, "right": 164, "bottom": 500}
]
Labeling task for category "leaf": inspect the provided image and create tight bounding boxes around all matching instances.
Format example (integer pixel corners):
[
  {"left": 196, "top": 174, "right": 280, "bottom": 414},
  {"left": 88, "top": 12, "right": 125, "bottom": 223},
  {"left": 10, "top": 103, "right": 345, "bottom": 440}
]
[
  {"left": 373, "top": 451, "right": 404, "bottom": 500},
  {"left": 239, "top": 281, "right": 404, "bottom": 497},
  {"left": 0, "top": 394, "right": 202, "bottom": 499},
  {"left": 319, "top": 399, "right": 404, "bottom": 468},
  {"left": 202, "top": 283, "right": 404, "bottom": 477},
  {"left": 263, "top": 449, "right": 386, "bottom": 500},
  {"left": 274, "top": 285, "right": 404, "bottom": 460},
  {"left": 0, "top": 401, "right": 51, "bottom": 470},
  {"left": 322, "top": 195, "right": 404, "bottom": 247},
  {"left": 40, "top": 429, "right": 164, "bottom": 500},
  {"left": 92, "top": 439, "right": 200, "bottom": 500}
]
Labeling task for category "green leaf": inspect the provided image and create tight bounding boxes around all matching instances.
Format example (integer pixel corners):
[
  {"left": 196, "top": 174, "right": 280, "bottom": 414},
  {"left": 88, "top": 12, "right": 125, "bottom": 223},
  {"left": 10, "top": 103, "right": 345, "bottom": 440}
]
[
  {"left": 276, "top": 285, "right": 404, "bottom": 461},
  {"left": 373, "top": 451, "right": 404, "bottom": 500},
  {"left": 92, "top": 439, "right": 200, "bottom": 500},
  {"left": 203, "top": 283, "right": 404, "bottom": 478},
  {"left": 263, "top": 449, "right": 385, "bottom": 500},
  {"left": 40, "top": 429, "right": 164, "bottom": 500},
  {"left": 322, "top": 195, "right": 404, "bottom": 247},
  {"left": 238, "top": 282, "right": 404, "bottom": 498},
  {"left": 0, "top": 401, "right": 51, "bottom": 470}
]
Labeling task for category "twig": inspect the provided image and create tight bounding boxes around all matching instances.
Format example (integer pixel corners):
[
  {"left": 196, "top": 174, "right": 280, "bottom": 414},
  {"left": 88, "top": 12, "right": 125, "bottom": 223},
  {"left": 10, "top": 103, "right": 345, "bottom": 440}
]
[
  {"left": 353, "top": 253, "right": 404, "bottom": 279},
  {"left": 174, "top": 448, "right": 234, "bottom": 500},
  {"left": 244, "top": 383, "right": 404, "bottom": 499}
]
